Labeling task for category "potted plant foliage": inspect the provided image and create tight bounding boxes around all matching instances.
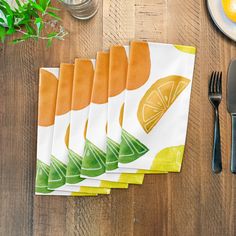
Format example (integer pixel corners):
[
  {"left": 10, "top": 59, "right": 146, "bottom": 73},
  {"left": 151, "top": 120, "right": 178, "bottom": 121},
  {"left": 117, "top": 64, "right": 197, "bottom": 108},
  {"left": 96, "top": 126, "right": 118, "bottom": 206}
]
[{"left": 0, "top": 0, "right": 67, "bottom": 46}]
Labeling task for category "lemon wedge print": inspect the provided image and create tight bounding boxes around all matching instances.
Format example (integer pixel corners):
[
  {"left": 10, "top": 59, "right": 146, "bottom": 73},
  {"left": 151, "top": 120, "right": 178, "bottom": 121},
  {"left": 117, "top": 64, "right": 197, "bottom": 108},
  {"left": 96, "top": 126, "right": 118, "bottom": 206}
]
[
  {"left": 119, "top": 129, "right": 149, "bottom": 163},
  {"left": 151, "top": 145, "right": 185, "bottom": 172},
  {"left": 174, "top": 45, "right": 196, "bottom": 54},
  {"left": 35, "top": 160, "right": 53, "bottom": 193},
  {"left": 66, "top": 149, "right": 84, "bottom": 184},
  {"left": 81, "top": 140, "right": 106, "bottom": 177},
  {"left": 137, "top": 75, "right": 190, "bottom": 133},
  {"left": 65, "top": 124, "right": 70, "bottom": 148},
  {"left": 119, "top": 103, "right": 124, "bottom": 127},
  {"left": 106, "top": 138, "right": 120, "bottom": 171}
]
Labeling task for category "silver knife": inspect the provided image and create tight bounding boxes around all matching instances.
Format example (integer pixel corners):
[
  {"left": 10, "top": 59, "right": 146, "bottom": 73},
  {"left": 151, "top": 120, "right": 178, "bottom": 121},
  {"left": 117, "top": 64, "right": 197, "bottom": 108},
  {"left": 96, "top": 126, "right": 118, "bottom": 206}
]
[{"left": 227, "top": 59, "right": 236, "bottom": 173}]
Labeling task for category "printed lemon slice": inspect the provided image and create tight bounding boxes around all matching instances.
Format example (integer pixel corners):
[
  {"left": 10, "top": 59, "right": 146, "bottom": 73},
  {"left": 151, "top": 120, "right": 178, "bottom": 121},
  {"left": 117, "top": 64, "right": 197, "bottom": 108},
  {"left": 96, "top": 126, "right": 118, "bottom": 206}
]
[
  {"left": 35, "top": 160, "right": 53, "bottom": 194},
  {"left": 174, "top": 45, "right": 196, "bottom": 55},
  {"left": 48, "top": 156, "right": 67, "bottom": 189},
  {"left": 106, "top": 138, "right": 120, "bottom": 171},
  {"left": 151, "top": 145, "right": 185, "bottom": 172},
  {"left": 81, "top": 140, "right": 106, "bottom": 177},
  {"left": 137, "top": 75, "right": 190, "bottom": 133},
  {"left": 119, "top": 103, "right": 124, "bottom": 127},
  {"left": 65, "top": 124, "right": 70, "bottom": 148},
  {"left": 66, "top": 149, "right": 85, "bottom": 184},
  {"left": 119, "top": 129, "right": 149, "bottom": 163}
]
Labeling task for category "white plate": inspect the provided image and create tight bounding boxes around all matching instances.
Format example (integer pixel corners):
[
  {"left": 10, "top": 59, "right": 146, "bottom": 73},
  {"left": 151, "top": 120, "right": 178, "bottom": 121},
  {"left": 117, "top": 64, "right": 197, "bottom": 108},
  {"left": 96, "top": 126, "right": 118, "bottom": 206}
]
[{"left": 207, "top": 0, "right": 236, "bottom": 41}]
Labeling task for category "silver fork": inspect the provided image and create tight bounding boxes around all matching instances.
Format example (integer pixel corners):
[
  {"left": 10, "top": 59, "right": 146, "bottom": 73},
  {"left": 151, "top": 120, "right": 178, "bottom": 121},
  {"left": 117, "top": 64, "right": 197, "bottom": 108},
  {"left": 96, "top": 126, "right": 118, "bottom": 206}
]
[{"left": 208, "top": 71, "right": 222, "bottom": 173}]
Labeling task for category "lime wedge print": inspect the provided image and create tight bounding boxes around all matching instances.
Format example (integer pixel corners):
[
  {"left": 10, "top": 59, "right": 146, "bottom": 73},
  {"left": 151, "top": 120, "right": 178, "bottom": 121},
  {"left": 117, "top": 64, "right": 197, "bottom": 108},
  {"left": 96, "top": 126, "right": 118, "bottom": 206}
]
[
  {"left": 81, "top": 140, "right": 106, "bottom": 177},
  {"left": 106, "top": 138, "right": 120, "bottom": 171},
  {"left": 35, "top": 160, "right": 53, "bottom": 193},
  {"left": 151, "top": 145, "right": 185, "bottom": 172},
  {"left": 66, "top": 149, "right": 85, "bottom": 184},
  {"left": 119, "top": 129, "right": 149, "bottom": 163},
  {"left": 48, "top": 155, "right": 67, "bottom": 189}
]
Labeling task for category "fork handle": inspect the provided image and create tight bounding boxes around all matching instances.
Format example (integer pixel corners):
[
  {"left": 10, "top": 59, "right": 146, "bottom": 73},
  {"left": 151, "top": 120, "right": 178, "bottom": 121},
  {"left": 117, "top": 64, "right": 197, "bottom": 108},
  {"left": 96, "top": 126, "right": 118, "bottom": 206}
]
[
  {"left": 212, "top": 108, "right": 222, "bottom": 173},
  {"left": 231, "top": 114, "right": 236, "bottom": 174}
]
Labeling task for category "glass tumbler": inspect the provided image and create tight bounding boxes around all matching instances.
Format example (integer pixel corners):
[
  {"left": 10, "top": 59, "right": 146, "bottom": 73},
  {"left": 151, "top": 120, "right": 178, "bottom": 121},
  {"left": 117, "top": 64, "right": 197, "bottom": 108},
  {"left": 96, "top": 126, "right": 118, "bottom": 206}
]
[{"left": 59, "top": 0, "right": 99, "bottom": 20}]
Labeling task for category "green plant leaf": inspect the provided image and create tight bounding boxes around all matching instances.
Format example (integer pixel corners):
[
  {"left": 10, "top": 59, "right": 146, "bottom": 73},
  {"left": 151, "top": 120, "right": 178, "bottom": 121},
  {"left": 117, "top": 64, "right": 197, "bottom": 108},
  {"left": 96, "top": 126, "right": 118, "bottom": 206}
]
[
  {"left": 0, "top": 26, "right": 6, "bottom": 43},
  {"left": 47, "top": 32, "right": 57, "bottom": 38},
  {"left": 48, "top": 6, "right": 60, "bottom": 11},
  {"left": 0, "top": 1, "right": 13, "bottom": 16},
  {"left": 35, "top": 17, "right": 43, "bottom": 35},
  {"left": 25, "top": 24, "right": 37, "bottom": 35},
  {"left": 46, "top": 38, "right": 52, "bottom": 47},
  {"left": 6, "top": 27, "right": 15, "bottom": 35},
  {"left": 0, "top": 18, "right": 5, "bottom": 24},
  {"left": 29, "top": 0, "right": 45, "bottom": 13},
  {"left": 46, "top": 12, "right": 61, "bottom": 21}
]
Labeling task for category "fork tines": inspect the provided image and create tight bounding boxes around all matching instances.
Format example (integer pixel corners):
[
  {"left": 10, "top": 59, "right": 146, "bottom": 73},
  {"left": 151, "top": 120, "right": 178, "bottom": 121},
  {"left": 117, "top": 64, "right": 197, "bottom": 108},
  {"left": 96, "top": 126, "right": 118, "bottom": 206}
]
[{"left": 209, "top": 71, "right": 222, "bottom": 95}]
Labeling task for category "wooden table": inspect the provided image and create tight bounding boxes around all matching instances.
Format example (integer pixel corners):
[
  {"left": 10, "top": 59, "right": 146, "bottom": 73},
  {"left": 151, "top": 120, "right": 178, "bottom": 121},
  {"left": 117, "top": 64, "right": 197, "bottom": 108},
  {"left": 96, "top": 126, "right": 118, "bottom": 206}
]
[{"left": 1, "top": 0, "right": 236, "bottom": 235}]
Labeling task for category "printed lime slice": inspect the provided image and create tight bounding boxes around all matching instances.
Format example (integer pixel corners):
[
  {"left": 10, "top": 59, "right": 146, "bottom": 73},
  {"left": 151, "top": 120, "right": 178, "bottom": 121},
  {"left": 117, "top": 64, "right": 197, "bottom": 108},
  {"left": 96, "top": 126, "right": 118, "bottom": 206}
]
[
  {"left": 106, "top": 138, "right": 120, "bottom": 171},
  {"left": 81, "top": 139, "right": 106, "bottom": 177},
  {"left": 35, "top": 160, "right": 53, "bottom": 194},
  {"left": 66, "top": 149, "right": 85, "bottom": 184},
  {"left": 48, "top": 155, "right": 67, "bottom": 189},
  {"left": 119, "top": 129, "right": 149, "bottom": 163},
  {"left": 151, "top": 145, "right": 185, "bottom": 172}
]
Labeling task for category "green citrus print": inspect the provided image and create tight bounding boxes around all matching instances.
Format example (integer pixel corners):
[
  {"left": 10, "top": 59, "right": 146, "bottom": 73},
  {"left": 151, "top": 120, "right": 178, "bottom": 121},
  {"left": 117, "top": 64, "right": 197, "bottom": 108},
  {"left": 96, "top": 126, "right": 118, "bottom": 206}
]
[
  {"left": 66, "top": 149, "right": 84, "bottom": 184},
  {"left": 106, "top": 138, "right": 120, "bottom": 171},
  {"left": 119, "top": 129, "right": 149, "bottom": 163},
  {"left": 35, "top": 160, "right": 53, "bottom": 194},
  {"left": 151, "top": 145, "right": 185, "bottom": 172},
  {"left": 48, "top": 155, "right": 67, "bottom": 189},
  {"left": 81, "top": 140, "right": 106, "bottom": 177}
]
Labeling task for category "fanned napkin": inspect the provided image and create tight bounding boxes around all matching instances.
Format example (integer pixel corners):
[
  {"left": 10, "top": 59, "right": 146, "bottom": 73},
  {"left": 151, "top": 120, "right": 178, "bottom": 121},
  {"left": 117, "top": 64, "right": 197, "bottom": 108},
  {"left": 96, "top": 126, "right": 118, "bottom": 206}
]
[
  {"left": 35, "top": 68, "right": 96, "bottom": 196},
  {"left": 63, "top": 59, "right": 110, "bottom": 193},
  {"left": 81, "top": 52, "right": 140, "bottom": 184},
  {"left": 47, "top": 64, "right": 110, "bottom": 193},
  {"left": 118, "top": 41, "right": 196, "bottom": 172},
  {"left": 105, "top": 45, "right": 147, "bottom": 181}
]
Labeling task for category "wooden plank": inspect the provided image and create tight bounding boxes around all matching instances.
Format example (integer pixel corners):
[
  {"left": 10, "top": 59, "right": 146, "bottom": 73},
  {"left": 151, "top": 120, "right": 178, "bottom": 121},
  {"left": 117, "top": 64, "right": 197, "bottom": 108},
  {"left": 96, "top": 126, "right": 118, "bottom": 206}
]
[{"left": 103, "top": 0, "right": 135, "bottom": 49}]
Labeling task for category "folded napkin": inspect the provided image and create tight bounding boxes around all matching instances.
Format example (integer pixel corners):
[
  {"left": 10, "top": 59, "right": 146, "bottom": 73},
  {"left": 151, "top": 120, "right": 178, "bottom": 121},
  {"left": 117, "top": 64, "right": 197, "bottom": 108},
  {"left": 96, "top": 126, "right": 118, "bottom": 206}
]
[
  {"left": 47, "top": 64, "right": 112, "bottom": 193},
  {"left": 118, "top": 41, "right": 196, "bottom": 172},
  {"left": 35, "top": 68, "right": 96, "bottom": 196},
  {"left": 63, "top": 59, "right": 110, "bottom": 193},
  {"left": 105, "top": 45, "right": 148, "bottom": 180},
  {"left": 81, "top": 52, "right": 139, "bottom": 184}
]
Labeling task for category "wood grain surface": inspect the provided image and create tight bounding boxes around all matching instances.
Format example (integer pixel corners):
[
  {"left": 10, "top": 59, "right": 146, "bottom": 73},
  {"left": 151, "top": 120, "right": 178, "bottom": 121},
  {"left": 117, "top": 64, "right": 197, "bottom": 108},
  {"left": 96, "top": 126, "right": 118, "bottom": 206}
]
[{"left": 1, "top": 0, "right": 236, "bottom": 235}]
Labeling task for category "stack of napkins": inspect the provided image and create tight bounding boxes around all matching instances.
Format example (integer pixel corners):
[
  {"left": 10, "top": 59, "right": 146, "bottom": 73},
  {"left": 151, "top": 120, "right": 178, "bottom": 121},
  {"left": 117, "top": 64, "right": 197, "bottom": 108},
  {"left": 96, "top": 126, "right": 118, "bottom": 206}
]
[{"left": 35, "top": 41, "right": 196, "bottom": 196}]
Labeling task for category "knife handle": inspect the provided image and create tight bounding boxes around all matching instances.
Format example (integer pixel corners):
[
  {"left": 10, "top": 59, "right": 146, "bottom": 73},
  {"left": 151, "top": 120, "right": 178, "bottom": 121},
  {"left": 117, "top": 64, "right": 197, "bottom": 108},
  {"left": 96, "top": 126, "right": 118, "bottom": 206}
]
[
  {"left": 212, "top": 108, "right": 222, "bottom": 173},
  {"left": 231, "top": 114, "right": 236, "bottom": 174}
]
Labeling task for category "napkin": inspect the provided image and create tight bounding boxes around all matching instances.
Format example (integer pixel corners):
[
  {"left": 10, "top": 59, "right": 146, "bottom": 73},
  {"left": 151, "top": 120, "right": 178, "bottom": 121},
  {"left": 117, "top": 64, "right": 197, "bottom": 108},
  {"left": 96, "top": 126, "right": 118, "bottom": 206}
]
[
  {"left": 106, "top": 45, "right": 164, "bottom": 175},
  {"left": 35, "top": 68, "right": 96, "bottom": 196},
  {"left": 105, "top": 45, "right": 147, "bottom": 181},
  {"left": 63, "top": 59, "right": 113, "bottom": 193},
  {"left": 118, "top": 41, "right": 196, "bottom": 172},
  {"left": 47, "top": 64, "right": 113, "bottom": 193},
  {"left": 81, "top": 52, "right": 136, "bottom": 185}
]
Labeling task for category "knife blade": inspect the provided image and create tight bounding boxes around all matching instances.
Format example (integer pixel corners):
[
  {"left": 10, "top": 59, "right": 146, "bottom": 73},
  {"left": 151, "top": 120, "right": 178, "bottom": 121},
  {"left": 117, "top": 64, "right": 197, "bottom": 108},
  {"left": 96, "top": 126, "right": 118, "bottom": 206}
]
[{"left": 227, "top": 59, "right": 236, "bottom": 173}]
